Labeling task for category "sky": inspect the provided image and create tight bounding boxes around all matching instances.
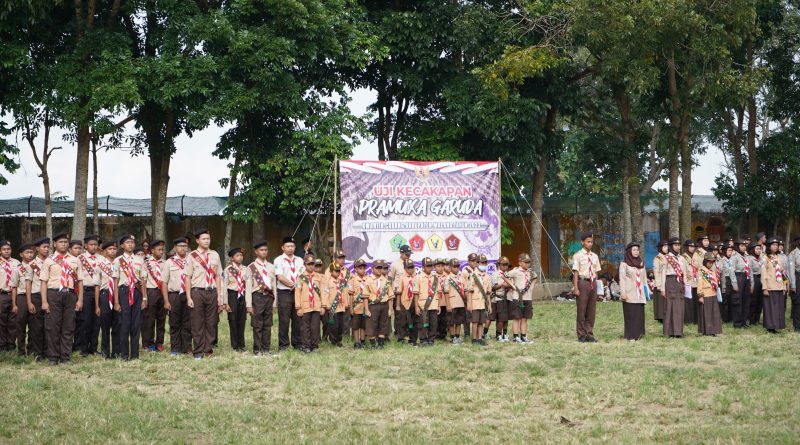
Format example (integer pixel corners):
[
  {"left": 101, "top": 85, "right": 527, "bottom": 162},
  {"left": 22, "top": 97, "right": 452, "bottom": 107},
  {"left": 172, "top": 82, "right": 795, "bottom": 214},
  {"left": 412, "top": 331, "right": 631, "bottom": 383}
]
[{"left": 1, "top": 88, "right": 724, "bottom": 199}]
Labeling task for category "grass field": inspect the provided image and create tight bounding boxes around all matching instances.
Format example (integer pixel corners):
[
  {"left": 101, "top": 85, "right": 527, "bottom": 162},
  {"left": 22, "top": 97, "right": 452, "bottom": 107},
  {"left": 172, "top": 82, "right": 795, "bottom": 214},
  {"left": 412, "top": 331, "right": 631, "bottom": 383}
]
[{"left": 1, "top": 300, "right": 798, "bottom": 444}]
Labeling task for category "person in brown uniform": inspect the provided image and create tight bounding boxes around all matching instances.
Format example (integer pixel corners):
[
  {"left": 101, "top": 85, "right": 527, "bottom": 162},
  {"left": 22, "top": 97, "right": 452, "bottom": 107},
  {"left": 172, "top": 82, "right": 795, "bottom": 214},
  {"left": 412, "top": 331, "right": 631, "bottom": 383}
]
[
  {"left": 112, "top": 234, "right": 145, "bottom": 361},
  {"left": 467, "top": 254, "right": 492, "bottom": 346},
  {"left": 246, "top": 240, "right": 277, "bottom": 355},
  {"left": 489, "top": 257, "right": 512, "bottom": 342},
  {"left": 0, "top": 240, "right": 20, "bottom": 352},
  {"left": 322, "top": 262, "right": 348, "bottom": 347},
  {"left": 389, "top": 245, "right": 412, "bottom": 339},
  {"left": 507, "top": 253, "right": 537, "bottom": 343},
  {"left": 460, "top": 253, "right": 478, "bottom": 336},
  {"left": 697, "top": 253, "right": 723, "bottom": 336},
  {"left": 761, "top": 238, "right": 788, "bottom": 333},
  {"left": 141, "top": 240, "right": 166, "bottom": 352},
  {"left": 681, "top": 240, "right": 699, "bottom": 325},
  {"left": 413, "top": 257, "right": 439, "bottom": 346},
  {"left": 658, "top": 237, "right": 688, "bottom": 338},
  {"left": 161, "top": 237, "right": 191, "bottom": 356},
  {"left": 434, "top": 259, "right": 449, "bottom": 340},
  {"left": 96, "top": 240, "right": 119, "bottom": 358},
  {"left": 651, "top": 240, "right": 669, "bottom": 324},
  {"left": 393, "top": 259, "right": 417, "bottom": 345},
  {"left": 40, "top": 232, "right": 83, "bottom": 364},
  {"left": 74, "top": 235, "right": 100, "bottom": 355},
  {"left": 322, "top": 249, "right": 350, "bottom": 341},
  {"left": 619, "top": 243, "right": 647, "bottom": 341},
  {"left": 23, "top": 237, "right": 49, "bottom": 359},
  {"left": 184, "top": 229, "right": 226, "bottom": 360},
  {"left": 444, "top": 258, "right": 466, "bottom": 344},
  {"left": 14, "top": 244, "right": 34, "bottom": 356},
  {"left": 224, "top": 247, "right": 250, "bottom": 352},
  {"left": 367, "top": 259, "right": 393, "bottom": 349},
  {"left": 348, "top": 259, "right": 374, "bottom": 349},
  {"left": 571, "top": 233, "right": 600, "bottom": 343},
  {"left": 296, "top": 254, "right": 323, "bottom": 353}
]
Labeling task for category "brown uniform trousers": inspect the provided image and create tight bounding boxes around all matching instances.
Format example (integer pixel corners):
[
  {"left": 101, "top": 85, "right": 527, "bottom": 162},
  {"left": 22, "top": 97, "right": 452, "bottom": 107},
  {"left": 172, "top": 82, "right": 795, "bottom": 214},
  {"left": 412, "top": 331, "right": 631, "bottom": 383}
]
[
  {"left": 45, "top": 289, "right": 77, "bottom": 362},
  {"left": 190, "top": 288, "right": 218, "bottom": 355},
  {"left": 300, "top": 311, "right": 321, "bottom": 351},
  {"left": 17, "top": 292, "right": 45, "bottom": 357},
  {"left": 167, "top": 292, "right": 192, "bottom": 354},
  {"left": 576, "top": 279, "right": 597, "bottom": 338},
  {"left": 251, "top": 291, "right": 274, "bottom": 353},
  {"left": 227, "top": 289, "right": 247, "bottom": 351},
  {"left": 0, "top": 291, "right": 16, "bottom": 351},
  {"left": 142, "top": 288, "right": 166, "bottom": 349}
]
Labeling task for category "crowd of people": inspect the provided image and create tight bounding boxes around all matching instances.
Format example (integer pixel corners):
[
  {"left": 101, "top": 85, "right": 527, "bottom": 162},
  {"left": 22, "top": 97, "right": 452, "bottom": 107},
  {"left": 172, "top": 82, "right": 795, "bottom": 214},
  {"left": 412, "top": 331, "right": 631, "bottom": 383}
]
[{"left": 0, "top": 230, "right": 797, "bottom": 364}]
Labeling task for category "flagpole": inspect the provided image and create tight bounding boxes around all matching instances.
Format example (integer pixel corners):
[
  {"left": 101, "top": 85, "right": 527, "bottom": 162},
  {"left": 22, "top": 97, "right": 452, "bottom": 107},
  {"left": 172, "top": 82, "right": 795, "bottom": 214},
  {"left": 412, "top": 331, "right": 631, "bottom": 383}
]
[{"left": 333, "top": 156, "right": 338, "bottom": 253}]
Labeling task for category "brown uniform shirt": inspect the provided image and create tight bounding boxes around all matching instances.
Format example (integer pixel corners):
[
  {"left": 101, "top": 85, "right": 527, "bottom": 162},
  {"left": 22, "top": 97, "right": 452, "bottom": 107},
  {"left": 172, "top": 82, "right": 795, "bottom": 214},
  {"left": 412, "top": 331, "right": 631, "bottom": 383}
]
[
  {"left": 394, "top": 273, "right": 416, "bottom": 310},
  {"left": 27, "top": 257, "right": 46, "bottom": 295},
  {"left": 388, "top": 259, "right": 406, "bottom": 281},
  {"left": 697, "top": 266, "right": 719, "bottom": 298},
  {"left": 682, "top": 253, "right": 698, "bottom": 287},
  {"left": 245, "top": 259, "right": 276, "bottom": 308},
  {"left": 40, "top": 253, "right": 82, "bottom": 290},
  {"left": 112, "top": 253, "right": 146, "bottom": 288},
  {"left": 224, "top": 263, "right": 251, "bottom": 293},
  {"left": 184, "top": 249, "right": 224, "bottom": 303},
  {"left": 571, "top": 249, "right": 600, "bottom": 280},
  {"left": 161, "top": 255, "right": 188, "bottom": 294},
  {"left": 413, "top": 272, "right": 439, "bottom": 311},
  {"left": 143, "top": 256, "right": 165, "bottom": 289},
  {"left": 443, "top": 272, "right": 466, "bottom": 309},
  {"left": 348, "top": 274, "right": 375, "bottom": 315},
  {"left": 0, "top": 257, "right": 21, "bottom": 292},
  {"left": 371, "top": 275, "right": 394, "bottom": 304},
  {"left": 507, "top": 267, "right": 536, "bottom": 301},
  {"left": 467, "top": 271, "right": 492, "bottom": 311},
  {"left": 295, "top": 272, "right": 323, "bottom": 314},
  {"left": 761, "top": 254, "right": 788, "bottom": 292},
  {"left": 97, "top": 256, "right": 114, "bottom": 292},
  {"left": 17, "top": 261, "right": 31, "bottom": 294},
  {"left": 619, "top": 262, "right": 647, "bottom": 304},
  {"left": 323, "top": 276, "right": 348, "bottom": 313},
  {"left": 78, "top": 252, "right": 101, "bottom": 287}
]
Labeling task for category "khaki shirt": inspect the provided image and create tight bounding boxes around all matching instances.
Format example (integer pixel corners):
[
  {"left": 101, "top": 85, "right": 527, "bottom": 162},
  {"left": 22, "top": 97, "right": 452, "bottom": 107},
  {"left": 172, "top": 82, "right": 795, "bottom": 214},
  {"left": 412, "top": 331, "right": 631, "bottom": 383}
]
[
  {"left": 246, "top": 260, "right": 276, "bottom": 308},
  {"left": 459, "top": 266, "right": 475, "bottom": 293},
  {"left": 507, "top": 267, "right": 537, "bottom": 301},
  {"left": 78, "top": 252, "right": 102, "bottom": 287},
  {"left": 143, "top": 256, "right": 165, "bottom": 289},
  {"left": 348, "top": 274, "right": 375, "bottom": 315},
  {"left": 96, "top": 256, "right": 115, "bottom": 292},
  {"left": 324, "top": 266, "right": 351, "bottom": 287},
  {"left": 652, "top": 254, "right": 666, "bottom": 292},
  {"left": 761, "top": 255, "right": 788, "bottom": 292},
  {"left": 40, "top": 254, "right": 82, "bottom": 290},
  {"left": 224, "top": 263, "right": 251, "bottom": 293},
  {"left": 618, "top": 262, "right": 647, "bottom": 304},
  {"left": 443, "top": 272, "right": 466, "bottom": 309},
  {"left": 571, "top": 249, "right": 600, "bottom": 279},
  {"left": 394, "top": 273, "right": 416, "bottom": 310},
  {"left": 681, "top": 253, "right": 698, "bottom": 287},
  {"left": 414, "top": 272, "right": 440, "bottom": 311},
  {"left": 161, "top": 255, "right": 188, "bottom": 294},
  {"left": 112, "top": 253, "right": 146, "bottom": 288},
  {"left": 371, "top": 275, "right": 394, "bottom": 304},
  {"left": 323, "top": 276, "right": 348, "bottom": 313},
  {"left": 0, "top": 257, "right": 21, "bottom": 292},
  {"left": 388, "top": 259, "right": 406, "bottom": 281},
  {"left": 491, "top": 270, "right": 510, "bottom": 302},
  {"left": 17, "top": 261, "right": 31, "bottom": 294},
  {"left": 697, "top": 266, "right": 719, "bottom": 299},
  {"left": 295, "top": 272, "right": 323, "bottom": 314},
  {"left": 184, "top": 249, "right": 223, "bottom": 289},
  {"left": 274, "top": 254, "right": 304, "bottom": 290},
  {"left": 27, "top": 257, "right": 46, "bottom": 294},
  {"left": 467, "top": 271, "right": 492, "bottom": 311}
]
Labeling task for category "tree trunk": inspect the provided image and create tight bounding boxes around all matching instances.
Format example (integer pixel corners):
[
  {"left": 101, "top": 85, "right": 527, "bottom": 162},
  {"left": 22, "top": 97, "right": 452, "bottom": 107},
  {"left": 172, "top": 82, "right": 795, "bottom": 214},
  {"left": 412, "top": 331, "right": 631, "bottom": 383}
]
[
  {"left": 746, "top": 38, "right": 759, "bottom": 235},
  {"left": 668, "top": 147, "right": 680, "bottom": 239},
  {"left": 785, "top": 216, "right": 792, "bottom": 246},
  {"left": 253, "top": 211, "right": 265, "bottom": 243},
  {"left": 91, "top": 137, "right": 100, "bottom": 235},
  {"left": 72, "top": 125, "right": 91, "bottom": 240},
  {"left": 679, "top": 115, "right": 692, "bottom": 240},
  {"left": 530, "top": 106, "right": 557, "bottom": 278},
  {"left": 223, "top": 155, "right": 240, "bottom": 266},
  {"left": 43, "top": 172, "right": 53, "bottom": 241},
  {"left": 621, "top": 157, "right": 633, "bottom": 245},
  {"left": 628, "top": 156, "right": 644, "bottom": 244},
  {"left": 150, "top": 151, "right": 170, "bottom": 241}
]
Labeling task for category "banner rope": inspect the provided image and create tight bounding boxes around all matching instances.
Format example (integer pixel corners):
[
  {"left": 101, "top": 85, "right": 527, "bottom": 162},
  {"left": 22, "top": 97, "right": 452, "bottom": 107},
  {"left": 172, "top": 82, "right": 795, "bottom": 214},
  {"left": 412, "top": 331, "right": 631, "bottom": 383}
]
[{"left": 292, "top": 161, "right": 335, "bottom": 240}]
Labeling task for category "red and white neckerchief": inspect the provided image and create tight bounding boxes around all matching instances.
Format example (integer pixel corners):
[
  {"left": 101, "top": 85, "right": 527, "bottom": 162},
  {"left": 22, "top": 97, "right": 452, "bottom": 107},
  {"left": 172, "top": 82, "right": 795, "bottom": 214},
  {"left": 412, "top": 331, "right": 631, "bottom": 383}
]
[
  {"left": 192, "top": 250, "right": 215, "bottom": 287},
  {"left": 771, "top": 255, "right": 783, "bottom": 282},
  {"left": 97, "top": 259, "right": 115, "bottom": 308},
  {"left": 52, "top": 254, "right": 72, "bottom": 291},
  {"left": 685, "top": 254, "right": 697, "bottom": 281},
  {"left": 743, "top": 254, "right": 751, "bottom": 280},
  {"left": 634, "top": 266, "right": 643, "bottom": 298},
  {"left": 229, "top": 265, "right": 244, "bottom": 298},
  {"left": 146, "top": 257, "right": 163, "bottom": 288},
  {"left": 306, "top": 273, "right": 316, "bottom": 307},
  {"left": 585, "top": 250, "right": 596, "bottom": 285},
  {"left": 254, "top": 260, "right": 272, "bottom": 291},
  {"left": 120, "top": 255, "right": 138, "bottom": 305},
  {"left": 426, "top": 274, "right": 434, "bottom": 298},
  {"left": 171, "top": 256, "right": 187, "bottom": 294},
  {"left": 406, "top": 275, "right": 414, "bottom": 302},
  {"left": 666, "top": 253, "right": 684, "bottom": 283},
  {"left": 702, "top": 268, "right": 719, "bottom": 292},
  {"left": 284, "top": 256, "right": 298, "bottom": 286},
  {"left": 80, "top": 253, "right": 97, "bottom": 277},
  {"left": 0, "top": 258, "right": 11, "bottom": 289},
  {"left": 715, "top": 262, "right": 722, "bottom": 279}
]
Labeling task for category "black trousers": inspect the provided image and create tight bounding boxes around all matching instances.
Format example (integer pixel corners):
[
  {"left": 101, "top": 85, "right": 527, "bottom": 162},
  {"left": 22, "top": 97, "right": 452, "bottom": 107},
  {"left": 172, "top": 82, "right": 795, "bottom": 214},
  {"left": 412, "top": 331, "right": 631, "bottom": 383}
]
[
  {"left": 720, "top": 279, "right": 731, "bottom": 323},
  {"left": 118, "top": 285, "right": 142, "bottom": 360},
  {"left": 733, "top": 274, "right": 751, "bottom": 328},
  {"left": 227, "top": 290, "right": 247, "bottom": 350},
  {"left": 437, "top": 305, "right": 448, "bottom": 339},
  {"left": 0, "top": 292, "right": 16, "bottom": 351},
  {"left": 168, "top": 292, "right": 192, "bottom": 354},
  {"left": 793, "top": 273, "right": 800, "bottom": 331},
  {"left": 98, "top": 290, "right": 120, "bottom": 358},
  {"left": 77, "top": 287, "right": 99, "bottom": 354},
  {"left": 326, "top": 311, "right": 345, "bottom": 345},
  {"left": 142, "top": 288, "right": 166, "bottom": 349},
  {"left": 277, "top": 289, "right": 301, "bottom": 350},
  {"left": 749, "top": 275, "right": 762, "bottom": 325},
  {"left": 45, "top": 289, "right": 77, "bottom": 362},
  {"left": 251, "top": 291, "right": 274, "bottom": 353}
]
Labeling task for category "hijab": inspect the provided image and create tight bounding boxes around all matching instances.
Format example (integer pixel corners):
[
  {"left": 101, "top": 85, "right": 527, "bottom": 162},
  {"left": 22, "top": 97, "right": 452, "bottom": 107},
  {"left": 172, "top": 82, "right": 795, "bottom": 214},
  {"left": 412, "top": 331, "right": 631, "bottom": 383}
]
[{"left": 624, "top": 242, "right": 643, "bottom": 269}]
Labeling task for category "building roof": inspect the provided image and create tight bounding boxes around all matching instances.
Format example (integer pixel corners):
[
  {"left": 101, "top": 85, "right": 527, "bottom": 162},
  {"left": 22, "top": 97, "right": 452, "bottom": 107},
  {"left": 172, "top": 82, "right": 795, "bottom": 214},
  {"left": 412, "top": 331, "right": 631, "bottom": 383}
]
[{"left": 0, "top": 196, "right": 228, "bottom": 217}]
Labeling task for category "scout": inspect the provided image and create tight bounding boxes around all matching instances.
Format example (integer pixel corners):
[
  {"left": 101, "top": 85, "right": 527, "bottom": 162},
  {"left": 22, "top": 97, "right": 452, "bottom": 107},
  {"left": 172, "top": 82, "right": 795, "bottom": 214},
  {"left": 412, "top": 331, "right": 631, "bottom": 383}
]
[
  {"left": 651, "top": 240, "right": 669, "bottom": 324},
  {"left": 467, "top": 254, "right": 492, "bottom": 346},
  {"left": 275, "top": 236, "right": 304, "bottom": 351},
  {"left": 659, "top": 238, "right": 688, "bottom": 337},
  {"left": 460, "top": 253, "right": 478, "bottom": 335},
  {"left": 97, "top": 240, "right": 119, "bottom": 358},
  {"left": 682, "top": 240, "right": 699, "bottom": 324},
  {"left": 697, "top": 253, "right": 723, "bottom": 336},
  {"left": 571, "top": 233, "right": 600, "bottom": 343},
  {"left": 719, "top": 242, "right": 738, "bottom": 323},
  {"left": 436, "top": 259, "right": 449, "bottom": 340},
  {"left": 389, "top": 244, "right": 412, "bottom": 338},
  {"left": 789, "top": 237, "right": 800, "bottom": 332},
  {"left": 729, "top": 239, "right": 751, "bottom": 328},
  {"left": 507, "top": 253, "right": 537, "bottom": 343},
  {"left": 761, "top": 238, "right": 788, "bottom": 333},
  {"left": 224, "top": 247, "right": 250, "bottom": 352},
  {"left": 367, "top": 259, "right": 393, "bottom": 349},
  {"left": 323, "top": 249, "right": 350, "bottom": 340},
  {"left": 489, "top": 256, "right": 512, "bottom": 342},
  {"left": 15, "top": 244, "right": 34, "bottom": 355},
  {"left": 184, "top": 228, "right": 226, "bottom": 359},
  {"left": 393, "top": 259, "right": 417, "bottom": 344},
  {"left": 444, "top": 258, "right": 466, "bottom": 344},
  {"left": 314, "top": 258, "right": 323, "bottom": 274},
  {"left": 161, "top": 237, "right": 192, "bottom": 356},
  {"left": 322, "top": 262, "right": 348, "bottom": 347},
  {"left": 413, "top": 257, "right": 439, "bottom": 346},
  {"left": 0, "top": 240, "right": 20, "bottom": 352},
  {"left": 140, "top": 240, "right": 166, "bottom": 352},
  {"left": 747, "top": 242, "right": 763, "bottom": 326},
  {"left": 619, "top": 243, "right": 647, "bottom": 341},
  {"left": 40, "top": 232, "right": 83, "bottom": 364},
  {"left": 246, "top": 240, "right": 277, "bottom": 355},
  {"left": 296, "top": 254, "right": 323, "bottom": 353},
  {"left": 113, "top": 234, "right": 145, "bottom": 361},
  {"left": 25, "top": 237, "right": 49, "bottom": 359},
  {"left": 348, "top": 259, "right": 374, "bottom": 349},
  {"left": 76, "top": 235, "right": 101, "bottom": 356}
]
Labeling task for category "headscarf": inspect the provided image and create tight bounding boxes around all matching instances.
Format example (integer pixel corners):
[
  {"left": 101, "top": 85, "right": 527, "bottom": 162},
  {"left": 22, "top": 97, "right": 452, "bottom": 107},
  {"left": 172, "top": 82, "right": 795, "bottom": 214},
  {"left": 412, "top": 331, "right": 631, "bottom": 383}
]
[{"left": 624, "top": 242, "right": 643, "bottom": 269}]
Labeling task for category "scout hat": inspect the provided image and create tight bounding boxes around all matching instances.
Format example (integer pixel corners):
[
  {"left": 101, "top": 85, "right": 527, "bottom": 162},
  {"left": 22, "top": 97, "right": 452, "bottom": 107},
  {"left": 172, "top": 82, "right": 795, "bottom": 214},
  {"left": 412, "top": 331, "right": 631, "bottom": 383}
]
[
  {"left": 696, "top": 235, "right": 709, "bottom": 243},
  {"left": 119, "top": 233, "right": 135, "bottom": 244},
  {"left": 702, "top": 253, "right": 716, "bottom": 264},
  {"left": 767, "top": 237, "right": 780, "bottom": 245},
  {"left": 399, "top": 245, "right": 412, "bottom": 255},
  {"left": 314, "top": 258, "right": 323, "bottom": 266},
  {"left": 32, "top": 237, "right": 50, "bottom": 247},
  {"left": 518, "top": 253, "right": 531, "bottom": 263},
  {"left": 657, "top": 239, "right": 669, "bottom": 247},
  {"left": 0, "top": 240, "right": 10, "bottom": 248},
  {"left": 253, "top": 240, "right": 268, "bottom": 250},
  {"left": 404, "top": 259, "right": 415, "bottom": 269},
  {"left": 498, "top": 256, "right": 510, "bottom": 266},
  {"left": 373, "top": 260, "right": 386, "bottom": 269},
  {"left": 422, "top": 257, "right": 433, "bottom": 267},
  {"left": 334, "top": 249, "right": 346, "bottom": 258},
  {"left": 329, "top": 263, "right": 342, "bottom": 272},
  {"left": 52, "top": 232, "right": 69, "bottom": 242},
  {"left": 303, "top": 254, "right": 316, "bottom": 264},
  {"left": 434, "top": 258, "right": 446, "bottom": 265},
  {"left": 668, "top": 237, "right": 681, "bottom": 245},
  {"left": 18, "top": 243, "right": 32, "bottom": 253},
  {"left": 83, "top": 234, "right": 101, "bottom": 243},
  {"left": 683, "top": 239, "right": 696, "bottom": 248},
  {"left": 477, "top": 254, "right": 488, "bottom": 263},
  {"left": 467, "top": 253, "right": 478, "bottom": 262},
  {"left": 172, "top": 236, "right": 189, "bottom": 246},
  {"left": 193, "top": 228, "right": 209, "bottom": 238},
  {"left": 101, "top": 240, "right": 117, "bottom": 250},
  {"left": 354, "top": 258, "right": 366, "bottom": 268},
  {"left": 449, "top": 258, "right": 459, "bottom": 268},
  {"left": 282, "top": 236, "right": 295, "bottom": 245}
]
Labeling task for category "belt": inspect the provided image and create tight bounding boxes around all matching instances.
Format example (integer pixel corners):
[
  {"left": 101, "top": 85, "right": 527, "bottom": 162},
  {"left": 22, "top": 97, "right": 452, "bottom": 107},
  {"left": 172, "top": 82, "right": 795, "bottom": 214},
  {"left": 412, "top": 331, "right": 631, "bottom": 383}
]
[
  {"left": 192, "top": 286, "right": 216, "bottom": 291},
  {"left": 55, "top": 288, "right": 75, "bottom": 293},
  {"left": 735, "top": 272, "right": 747, "bottom": 277},
  {"left": 0, "top": 290, "right": 10, "bottom": 295},
  {"left": 579, "top": 278, "right": 594, "bottom": 282}
]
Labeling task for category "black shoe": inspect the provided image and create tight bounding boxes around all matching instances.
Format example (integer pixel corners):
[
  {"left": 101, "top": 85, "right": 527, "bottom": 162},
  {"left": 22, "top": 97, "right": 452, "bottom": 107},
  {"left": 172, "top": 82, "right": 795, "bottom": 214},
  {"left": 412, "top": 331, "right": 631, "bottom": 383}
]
[
  {"left": 48, "top": 359, "right": 59, "bottom": 366},
  {"left": 578, "top": 336, "right": 586, "bottom": 343},
  {"left": 587, "top": 336, "right": 598, "bottom": 343},
  {"left": 303, "top": 348, "right": 312, "bottom": 354}
]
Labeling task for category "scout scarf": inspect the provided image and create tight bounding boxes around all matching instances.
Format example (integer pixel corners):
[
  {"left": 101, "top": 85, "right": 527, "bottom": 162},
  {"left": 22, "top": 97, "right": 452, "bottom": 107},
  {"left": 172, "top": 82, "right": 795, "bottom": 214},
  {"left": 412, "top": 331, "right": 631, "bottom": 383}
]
[
  {"left": 634, "top": 266, "right": 644, "bottom": 299},
  {"left": 283, "top": 256, "right": 298, "bottom": 285},
  {"left": 472, "top": 273, "right": 491, "bottom": 315},
  {"left": 405, "top": 276, "right": 415, "bottom": 329},
  {"left": 372, "top": 276, "right": 393, "bottom": 304},
  {"left": 249, "top": 261, "right": 273, "bottom": 294},
  {"left": 586, "top": 251, "right": 596, "bottom": 285},
  {"left": 328, "top": 278, "right": 347, "bottom": 323},
  {"left": 52, "top": 254, "right": 76, "bottom": 291},
  {"left": 701, "top": 268, "right": 719, "bottom": 292},
  {"left": 448, "top": 276, "right": 466, "bottom": 304},
  {"left": 97, "top": 259, "right": 115, "bottom": 308},
  {"left": 683, "top": 253, "right": 697, "bottom": 281},
  {"left": 171, "top": 256, "right": 187, "bottom": 294},
  {"left": 145, "top": 257, "right": 164, "bottom": 289},
  {"left": 0, "top": 259, "right": 11, "bottom": 289},
  {"left": 770, "top": 255, "right": 783, "bottom": 282},
  {"left": 422, "top": 274, "right": 438, "bottom": 327},
  {"left": 30, "top": 258, "right": 42, "bottom": 277},
  {"left": 516, "top": 269, "right": 534, "bottom": 308},
  {"left": 666, "top": 254, "right": 684, "bottom": 283},
  {"left": 191, "top": 250, "right": 215, "bottom": 288},
  {"left": 119, "top": 256, "right": 138, "bottom": 305},
  {"left": 79, "top": 253, "right": 97, "bottom": 277},
  {"left": 743, "top": 254, "right": 751, "bottom": 280},
  {"left": 300, "top": 273, "right": 319, "bottom": 307},
  {"left": 227, "top": 264, "right": 244, "bottom": 298}
]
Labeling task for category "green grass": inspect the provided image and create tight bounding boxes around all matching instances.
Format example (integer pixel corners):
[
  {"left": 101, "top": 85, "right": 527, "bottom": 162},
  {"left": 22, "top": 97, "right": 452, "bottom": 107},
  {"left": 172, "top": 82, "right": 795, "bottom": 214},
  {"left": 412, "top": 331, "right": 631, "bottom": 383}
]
[{"left": 1, "top": 301, "right": 799, "bottom": 444}]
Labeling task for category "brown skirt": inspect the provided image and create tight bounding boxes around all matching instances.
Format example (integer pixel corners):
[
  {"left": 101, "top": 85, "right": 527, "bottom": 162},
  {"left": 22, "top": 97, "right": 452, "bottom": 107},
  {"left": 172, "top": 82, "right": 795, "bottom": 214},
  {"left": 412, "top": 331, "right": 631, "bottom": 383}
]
[
  {"left": 697, "top": 296, "right": 722, "bottom": 335},
  {"left": 622, "top": 302, "right": 645, "bottom": 340},
  {"left": 663, "top": 276, "right": 685, "bottom": 337},
  {"left": 652, "top": 289, "right": 666, "bottom": 321},
  {"left": 762, "top": 290, "right": 786, "bottom": 330}
]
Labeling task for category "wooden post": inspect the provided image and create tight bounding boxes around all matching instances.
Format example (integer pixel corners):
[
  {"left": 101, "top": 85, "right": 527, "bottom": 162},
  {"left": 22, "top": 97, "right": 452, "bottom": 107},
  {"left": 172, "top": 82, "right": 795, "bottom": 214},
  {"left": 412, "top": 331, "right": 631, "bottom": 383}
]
[{"left": 333, "top": 156, "right": 338, "bottom": 253}]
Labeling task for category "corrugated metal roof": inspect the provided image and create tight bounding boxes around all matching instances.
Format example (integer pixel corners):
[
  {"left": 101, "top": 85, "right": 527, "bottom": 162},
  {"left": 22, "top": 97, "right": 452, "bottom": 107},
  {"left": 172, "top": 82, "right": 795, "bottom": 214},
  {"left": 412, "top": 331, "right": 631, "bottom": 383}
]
[{"left": 0, "top": 196, "right": 227, "bottom": 217}]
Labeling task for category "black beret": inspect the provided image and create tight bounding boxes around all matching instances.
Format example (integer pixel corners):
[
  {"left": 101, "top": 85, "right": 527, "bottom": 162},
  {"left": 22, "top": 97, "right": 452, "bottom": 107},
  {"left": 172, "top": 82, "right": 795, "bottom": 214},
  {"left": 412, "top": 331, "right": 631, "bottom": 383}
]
[
  {"left": 133, "top": 247, "right": 144, "bottom": 254},
  {"left": 83, "top": 234, "right": 101, "bottom": 243},
  {"left": 149, "top": 240, "right": 165, "bottom": 248},
  {"left": 228, "top": 247, "right": 243, "bottom": 257},
  {"left": 696, "top": 235, "right": 709, "bottom": 243},
  {"left": 747, "top": 242, "right": 759, "bottom": 251},
  {"left": 119, "top": 234, "right": 135, "bottom": 244},
  {"left": 68, "top": 240, "right": 83, "bottom": 248},
  {"left": 0, "top": 240, "right": 10, "bottom": 248},
  {"left": 282, "top": 236, "right": 295, "bottom": 245},
  {"left": 399, "top": 245, "right": 412, "bottom": 254},
  {"left": 683, "top": 239, "right": 696, "bottom": 247},
  {"left": 18, "top": 243, "right": 32, "bottom": 253},
  {"left": 668, "top": 237, "right": 681, "bottom": 245},
  {"left": 193, "top": 228, "right": 209, "bottom": 238},
  {"left": 52, "top": 232, "right": 69, "bottom": 242},
  {"left": 767, "top": 237, "right": 780, "bottom": 245},
  {"left": 580, "top": 232, "right": 594, "bottom": 241},
  {"left": 657, "top": 239, "right": 669, "bottom": 247},
  {"left": 253, "top": 240, "right": 269, "bottom": 250},
  {"left": 172, "top": 237, "right": 189, "bottom": 247},
  {"left": 32, "top": 237, "right": 50, "bottom": 247},
  {"left": 101, "top": 240, "right": 117, "bottom": 250}
]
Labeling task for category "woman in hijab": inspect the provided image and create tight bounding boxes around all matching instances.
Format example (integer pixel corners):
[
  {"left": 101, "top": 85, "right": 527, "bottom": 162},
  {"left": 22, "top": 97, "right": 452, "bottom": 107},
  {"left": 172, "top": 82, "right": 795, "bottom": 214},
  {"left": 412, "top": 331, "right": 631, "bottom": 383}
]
[
  {"left": 651, "top": 240, "right": 669, "bottom": 323},
  {"left": 761, "top": 238, "right": 788, "bottom": 333},
  {"left": 657, "top": 237, "right": 687, "bottom": 338},
  {"left": 619, "top": 243, "right": 647, "bottom": 340}
]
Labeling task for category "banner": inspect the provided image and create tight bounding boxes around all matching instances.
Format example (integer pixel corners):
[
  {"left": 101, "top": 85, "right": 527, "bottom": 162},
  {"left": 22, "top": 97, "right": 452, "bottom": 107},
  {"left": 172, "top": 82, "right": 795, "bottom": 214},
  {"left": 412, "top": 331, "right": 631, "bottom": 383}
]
[{"left": 339, "top": 161, "right": 500, "bottom": 268}]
